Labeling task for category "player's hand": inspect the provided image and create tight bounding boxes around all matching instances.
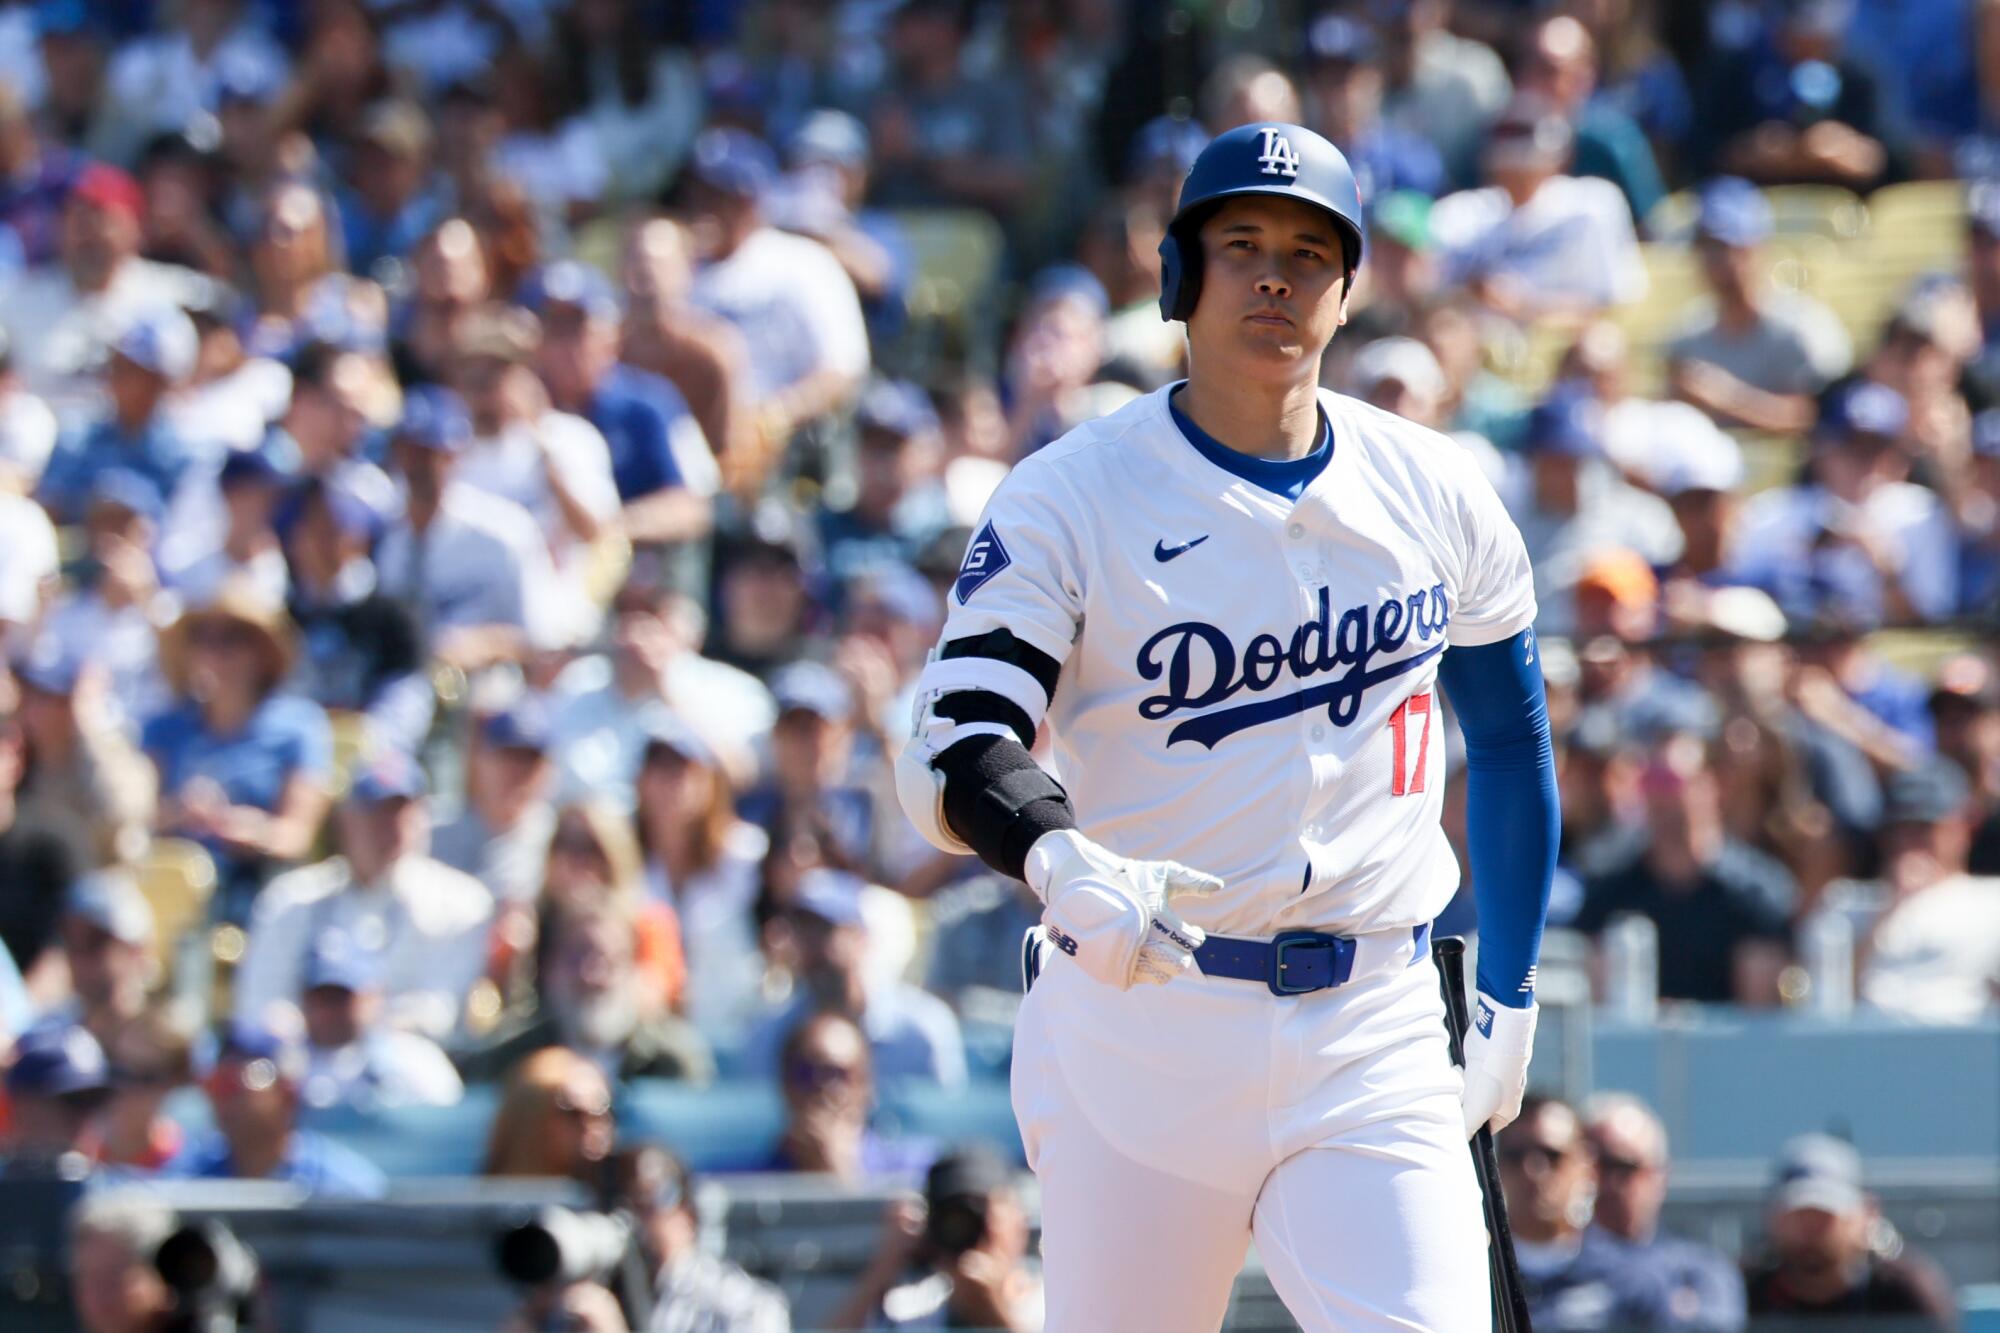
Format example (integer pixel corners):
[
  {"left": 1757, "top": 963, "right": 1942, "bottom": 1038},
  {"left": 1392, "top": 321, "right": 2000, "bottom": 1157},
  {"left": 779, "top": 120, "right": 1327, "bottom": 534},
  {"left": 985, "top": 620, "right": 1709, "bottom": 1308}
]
[
  {"left": 1023, "top": 829, "right": 1222, "bottom": 990},
  {"left": 1459, "top": 991, "right": 1538, "bottom": 1139}
]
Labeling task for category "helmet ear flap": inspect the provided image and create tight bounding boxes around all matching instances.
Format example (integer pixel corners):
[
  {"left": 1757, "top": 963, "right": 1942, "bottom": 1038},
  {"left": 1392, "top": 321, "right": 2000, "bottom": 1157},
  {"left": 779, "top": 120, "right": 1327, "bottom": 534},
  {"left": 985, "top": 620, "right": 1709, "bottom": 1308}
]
[{"left": 1157, "top": 221, "right": 1202, "bottom": 323}]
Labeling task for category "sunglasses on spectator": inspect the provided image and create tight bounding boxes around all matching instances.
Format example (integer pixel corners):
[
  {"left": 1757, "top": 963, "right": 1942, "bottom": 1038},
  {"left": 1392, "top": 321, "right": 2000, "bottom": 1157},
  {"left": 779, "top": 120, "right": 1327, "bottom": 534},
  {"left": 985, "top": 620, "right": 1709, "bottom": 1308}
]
[
  {"left": 190, "top": 623, "right": 259, "bottom": 651},
  {"left": 1499, "top": 1141, "right": 1574, "bottom": 1170},
  {"left": 552, "top": 1086, "right": 612, "bottom": 1121},
  {"left": 785, "top": 1058, "right": 860, "bottom": 1091}
]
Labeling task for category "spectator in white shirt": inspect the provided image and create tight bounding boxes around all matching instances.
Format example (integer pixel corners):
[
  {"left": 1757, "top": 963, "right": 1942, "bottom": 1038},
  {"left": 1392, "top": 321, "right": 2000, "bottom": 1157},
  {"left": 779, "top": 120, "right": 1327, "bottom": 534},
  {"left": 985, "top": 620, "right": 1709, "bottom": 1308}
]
[
  {"left": 446, "top": 302, "right": 618, "bottom": 641},
  {"left": 686, "top": 127, "right": 869, "bottom": 451},
  {"left": 0, "top": 328, "right": 58, "bottom": 492},
  {"left": 296, "top": 935, "right": 465, "bottom": 1112},
  {"left": 0, "top": 163, "right": 207, "bottom": 419},
  {"left": 431, "top": 700, "right": 558, "bottom": 906},
  {"left": 375, "top": 385, "right": 567, "bottom": 669},
  {"left": 233, "top": 747, "right": 493, "bottom": 1044},
  {"left": 1430, "top": 98, "right": 1645, "bottom": 322}
]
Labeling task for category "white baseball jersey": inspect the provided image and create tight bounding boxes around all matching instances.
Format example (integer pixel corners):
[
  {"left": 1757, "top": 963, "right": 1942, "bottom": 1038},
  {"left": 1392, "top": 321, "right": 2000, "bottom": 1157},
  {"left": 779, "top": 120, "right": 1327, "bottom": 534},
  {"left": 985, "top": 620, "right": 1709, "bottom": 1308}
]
[{"left": 924, "top": 383, "right": 1536, "bottom": 938}]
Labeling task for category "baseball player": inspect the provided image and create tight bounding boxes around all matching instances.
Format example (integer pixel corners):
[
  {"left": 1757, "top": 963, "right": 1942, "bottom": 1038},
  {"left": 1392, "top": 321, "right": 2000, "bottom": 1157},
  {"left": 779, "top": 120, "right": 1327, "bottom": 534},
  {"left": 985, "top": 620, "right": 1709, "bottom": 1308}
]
[{"left": 896, "top": 122, "right": 1558, "bottom": 1331}]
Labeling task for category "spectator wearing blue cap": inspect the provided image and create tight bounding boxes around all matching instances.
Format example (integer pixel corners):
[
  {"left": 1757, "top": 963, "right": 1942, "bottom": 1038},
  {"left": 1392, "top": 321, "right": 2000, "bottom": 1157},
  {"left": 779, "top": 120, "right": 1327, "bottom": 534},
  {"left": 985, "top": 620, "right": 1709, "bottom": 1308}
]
[
  {"left": 431, "top": 700, "right": 558, "bottom": 907},
  {"left": 863, "top": 0, "right": 1033, "bottom": 217},
  {"left": 1507, "top": 389, "right": 1680, "bottom": 637},
  {"left": 273, "top": 342, "right": 400, "bottom": 524},
  {"left": 44, "top": 870, "right": 155, "bottom": 1045},
  {"left": 144, "top": 577, "right": 334, "bottom": 919},
  {"left": 2, "top": 1020, "right": 111, "bottom": 1160},
  {"left": 632, "top": 711, "right": 769, "bottom": 1050},
  {"left": 375, "top": 382, "right": 568, "bottom": 670},
  {"left": 739, "top": 867, "right": 966, "bottom": 1091},
  {"left": 281, "top": 479, "right": 433, "bottom": 759},
  {"left": 686, "top": 126, "right": 870, "bottom": 444},
  {"left": 37, "top": 304, "right": 208, "bottom": 524},
  {"left": 163, "top": 445, "right": 290, "bottom": 607},
  {"left": 528, "top": 258, "right": 718, "bottom": 548},
  {"left": 231, "top": 747, "right": 492, "bottom": 1045},
  {"left": 740, "top": 661, "right": 881, "bottom": 875},
  {"left": 1731, "top": 380, "right": 1956, "bottom": 628},
  {"left": 1302, "top": 14, "right": 1446, "bottom": 204},
  {"left": 814, "top": 378, "right": 951, "bottom": 602},
  {"left": 1431, "top": 95, "right": 1647, "bottom": 320},
  {"left": 165, "top": 1022, "right": 387, "bottom": 1199},
  {"left": 776, "top": 107, "right": 915, "bottom": 353},
  {"left": 1668, "top": 178, "right": 1855, "bottom": 435},
  {"left": 298, "top": 935, "right": 464, "bottom": 1112},
  {"left": 1123, "top": 113, "right": 1211, "bottom": 223},
  {"left": 548, "top": 566, "right": 774, "bottom": 810},
  {"left": 13, "top": 633, "right": 155, "bottom": 874}
]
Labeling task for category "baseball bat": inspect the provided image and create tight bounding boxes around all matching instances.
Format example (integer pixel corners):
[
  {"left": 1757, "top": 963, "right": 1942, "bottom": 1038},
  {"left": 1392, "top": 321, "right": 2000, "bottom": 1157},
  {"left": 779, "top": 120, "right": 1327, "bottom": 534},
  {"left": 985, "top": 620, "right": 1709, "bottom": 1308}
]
[{"left": 1433, "top": 936, "right": 1533, "bottom": 1333}]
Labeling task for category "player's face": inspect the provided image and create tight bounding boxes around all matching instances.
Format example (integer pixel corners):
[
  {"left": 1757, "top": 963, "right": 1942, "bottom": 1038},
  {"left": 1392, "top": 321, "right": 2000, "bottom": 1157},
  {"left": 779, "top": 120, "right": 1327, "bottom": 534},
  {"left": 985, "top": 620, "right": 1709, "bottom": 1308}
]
[{"left": 1188, "top": 195, "right": 1350, "bottom": 381}]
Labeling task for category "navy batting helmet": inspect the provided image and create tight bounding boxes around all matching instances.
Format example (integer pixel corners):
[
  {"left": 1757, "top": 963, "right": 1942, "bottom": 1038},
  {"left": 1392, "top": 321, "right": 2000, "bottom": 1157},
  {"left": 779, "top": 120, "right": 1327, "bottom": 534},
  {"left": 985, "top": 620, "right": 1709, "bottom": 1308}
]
[{"left": 1157, "top": 122, "right": 1366, "bottom": 323}]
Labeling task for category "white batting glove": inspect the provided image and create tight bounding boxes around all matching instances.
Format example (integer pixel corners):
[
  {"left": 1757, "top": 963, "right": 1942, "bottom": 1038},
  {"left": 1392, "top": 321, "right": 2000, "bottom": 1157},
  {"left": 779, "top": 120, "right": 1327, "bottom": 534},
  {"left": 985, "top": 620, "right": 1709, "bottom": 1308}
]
[
  {"left": 1023, "top": 829, "right": 1222, "bottom": 990},
  {"left": 1459, "top": 992, "right": 1538, "bottom": 1139}
]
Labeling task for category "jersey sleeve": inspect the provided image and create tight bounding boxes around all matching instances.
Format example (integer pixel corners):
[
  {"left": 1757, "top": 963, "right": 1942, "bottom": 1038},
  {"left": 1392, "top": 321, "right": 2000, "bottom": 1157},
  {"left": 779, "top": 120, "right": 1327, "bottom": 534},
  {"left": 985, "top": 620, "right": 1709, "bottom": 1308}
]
[
  {"left": 1445, "top": 445, "right": 1538, "bottom": 648},
  {"left": 936, "top": 461, "right": 1086, "bottom": 667}
]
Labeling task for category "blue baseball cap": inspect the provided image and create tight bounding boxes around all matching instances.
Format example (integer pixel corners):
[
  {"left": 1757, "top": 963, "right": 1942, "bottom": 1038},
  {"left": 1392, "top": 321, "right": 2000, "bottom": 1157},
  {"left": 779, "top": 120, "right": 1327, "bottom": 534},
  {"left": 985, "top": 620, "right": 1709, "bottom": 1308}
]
[
  {"left": 14, "top": 632, "right": 82, "bottom": 695},
  {"left": 1523, "top": 391, "right": 1604, "bottom": 459},
  {"left": 393, "top": 385, "right": 472, "bottom": 453},
  {"left": 211, "top": 1021, "right": 306, "bottom": 1081},
  {"left": 1025, "top": 263, "right": 1109, "bottom": 319},
  {"left": 690, "top": 128, "right": 778, "bottom": 199},
  {"left": 524, "top": 259, "right": 621, "bottom": 323},
  {"left": 7, "top": 1023, "right": 110, "bottom": 1099},
  {"left": 792, "top": 868, "right": 867, "bottom": 929},
  {"left": 1883, "top": 760, "right": 1970, "bottom": 825},
  {"left": 481, "top": 699, "right": 553, "bottom": 754},
  {"left": 303, "top": 934, "right": 381, "bottom": 993},
  {"left": 34, "top": 0, "right": 89, "bottom": 38},
  {"left": 1306, "top": 13, "right": 1380, "bottom": 64},
  {"left": 1974, "top": 407, "right": 2000, "bottom": 458},
  {"left": 1817, "top": 380, "right": 1908, "bottom": 441},
  {"left": 1126, "top": 115, "right": 1210, "bottom": 181},
  {"left": 88, "top": 467, "right": 165, "bottom": 523},
  {"left": 770, "top": 661, "right": 853, "bottom": 723},
  {"left": 113, "top": 307, "right": 199, "bottom": 381},
  {"left": 1695, "top": 177, "right": 1773, "bottom": 248},
  {"left": 347, "top": 748, "right": 428, "bottom": 803},
  {"left": 790, "top": 108, "right": 870, "bottom": 169},
  {"left": 855, "top": 378, "right": 940, "bottom": 442},
  {"left": 217, "top": 447, "right": 286, "bottom": 490}
]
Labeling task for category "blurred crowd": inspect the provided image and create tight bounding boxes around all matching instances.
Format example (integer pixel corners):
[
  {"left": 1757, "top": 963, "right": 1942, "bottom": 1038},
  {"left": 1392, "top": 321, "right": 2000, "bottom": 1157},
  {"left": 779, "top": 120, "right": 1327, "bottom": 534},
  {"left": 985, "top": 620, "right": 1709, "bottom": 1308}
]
[{"left": 0, "top": 0, "right": 1994, "bottom": 1324}]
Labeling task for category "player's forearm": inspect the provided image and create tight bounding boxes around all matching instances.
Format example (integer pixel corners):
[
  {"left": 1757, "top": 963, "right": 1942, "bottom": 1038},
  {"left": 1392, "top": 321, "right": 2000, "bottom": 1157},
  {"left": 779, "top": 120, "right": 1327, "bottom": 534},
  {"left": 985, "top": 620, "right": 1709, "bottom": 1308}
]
[{"left": 1438, "top": 632, "right": 1559, "bottom": 1008}]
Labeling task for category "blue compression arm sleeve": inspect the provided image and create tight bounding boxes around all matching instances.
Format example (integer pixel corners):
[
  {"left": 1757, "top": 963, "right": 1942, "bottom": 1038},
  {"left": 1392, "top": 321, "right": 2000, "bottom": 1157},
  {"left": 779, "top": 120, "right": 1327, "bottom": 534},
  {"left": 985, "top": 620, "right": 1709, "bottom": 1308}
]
[{"left": 1436, "top": 628, "right": 1559, "bottom": 1008}]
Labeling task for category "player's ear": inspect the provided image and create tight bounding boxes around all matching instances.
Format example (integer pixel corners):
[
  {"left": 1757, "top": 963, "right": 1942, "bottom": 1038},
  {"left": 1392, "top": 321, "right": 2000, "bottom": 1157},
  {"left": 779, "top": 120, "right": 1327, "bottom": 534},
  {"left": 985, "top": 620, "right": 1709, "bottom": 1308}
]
[{"left": 1336, "top": 276, "right": 1354, "bottom": 327}]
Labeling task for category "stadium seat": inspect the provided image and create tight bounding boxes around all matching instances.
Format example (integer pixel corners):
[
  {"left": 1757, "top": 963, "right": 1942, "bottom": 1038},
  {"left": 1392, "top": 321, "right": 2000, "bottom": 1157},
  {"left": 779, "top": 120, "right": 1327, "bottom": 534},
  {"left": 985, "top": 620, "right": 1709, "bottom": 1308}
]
[
  {"left": 134, "top": 838, "right": 217, "bottom": 1001},
  {"left": 886, "top": 208, "right": 1007, "bottom": 371}
]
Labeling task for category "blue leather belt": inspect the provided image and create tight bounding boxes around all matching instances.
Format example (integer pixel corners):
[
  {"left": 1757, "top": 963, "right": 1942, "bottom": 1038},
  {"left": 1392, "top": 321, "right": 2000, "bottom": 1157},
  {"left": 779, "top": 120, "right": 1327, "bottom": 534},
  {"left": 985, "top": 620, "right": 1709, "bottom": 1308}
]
[{"left": 1195, "top": 922, "right": 1432, "bottom": 996}]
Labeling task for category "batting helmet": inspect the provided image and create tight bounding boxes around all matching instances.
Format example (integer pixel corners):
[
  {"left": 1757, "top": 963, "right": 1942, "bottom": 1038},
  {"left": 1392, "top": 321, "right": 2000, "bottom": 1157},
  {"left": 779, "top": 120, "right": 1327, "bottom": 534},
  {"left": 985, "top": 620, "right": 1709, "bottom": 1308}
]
[{"left": 1157, "top": 122, "right": 1366, "bottom": 323}]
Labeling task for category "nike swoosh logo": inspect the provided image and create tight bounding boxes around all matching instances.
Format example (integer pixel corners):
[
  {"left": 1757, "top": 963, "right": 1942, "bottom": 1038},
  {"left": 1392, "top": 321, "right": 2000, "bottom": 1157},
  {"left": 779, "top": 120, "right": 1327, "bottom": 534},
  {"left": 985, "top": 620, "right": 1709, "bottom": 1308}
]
[{"left": 1154, "top": 535, "right": 1210, "bottom": 562}]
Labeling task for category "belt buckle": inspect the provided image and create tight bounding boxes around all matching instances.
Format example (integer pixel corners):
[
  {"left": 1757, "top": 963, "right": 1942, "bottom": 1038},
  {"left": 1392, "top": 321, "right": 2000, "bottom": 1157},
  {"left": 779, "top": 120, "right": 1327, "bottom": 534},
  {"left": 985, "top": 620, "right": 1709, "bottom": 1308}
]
[{"left": 1269, "top": 931, "right": 1339, "bottom": 996}]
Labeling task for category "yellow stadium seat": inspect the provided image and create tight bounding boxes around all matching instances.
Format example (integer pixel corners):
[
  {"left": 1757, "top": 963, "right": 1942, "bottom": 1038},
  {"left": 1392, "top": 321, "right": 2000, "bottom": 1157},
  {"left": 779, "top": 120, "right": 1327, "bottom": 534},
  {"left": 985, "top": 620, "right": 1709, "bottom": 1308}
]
[
  {"left": 1647, "top": 185, "right": 1865, "bottom": 242},
  {"left": 328, "top": 710, "right": 372, "bottom": 801},
  {"left": 134, "top": 838, "right": 217, "bottom": 991}
]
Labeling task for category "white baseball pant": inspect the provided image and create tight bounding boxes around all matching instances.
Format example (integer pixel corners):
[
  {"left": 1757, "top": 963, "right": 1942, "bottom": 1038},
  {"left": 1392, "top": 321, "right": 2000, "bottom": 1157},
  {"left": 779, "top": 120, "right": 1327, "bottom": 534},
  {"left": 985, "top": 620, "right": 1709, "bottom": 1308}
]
[{"left": 1012, "top": 927, "right": 1490, "bottom": 1332}]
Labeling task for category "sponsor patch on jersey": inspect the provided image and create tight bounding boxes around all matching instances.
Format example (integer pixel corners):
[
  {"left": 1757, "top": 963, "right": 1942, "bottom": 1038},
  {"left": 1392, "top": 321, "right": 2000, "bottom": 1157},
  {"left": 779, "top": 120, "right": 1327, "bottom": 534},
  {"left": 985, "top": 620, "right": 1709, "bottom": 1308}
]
[
  {"left": 1046, "top": 924, "right": 1079, "bottom": 957},
  {"left": 954, "top": 521, "right": 1011, "bottom": 604}
]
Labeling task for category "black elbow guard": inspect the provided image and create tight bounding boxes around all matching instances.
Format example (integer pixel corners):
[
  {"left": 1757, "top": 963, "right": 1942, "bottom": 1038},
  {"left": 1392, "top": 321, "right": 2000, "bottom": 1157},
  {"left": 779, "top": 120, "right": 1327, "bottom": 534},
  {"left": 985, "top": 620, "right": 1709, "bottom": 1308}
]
[{"left": 934, "top": 734, "right": 1076, "bottom": 880}]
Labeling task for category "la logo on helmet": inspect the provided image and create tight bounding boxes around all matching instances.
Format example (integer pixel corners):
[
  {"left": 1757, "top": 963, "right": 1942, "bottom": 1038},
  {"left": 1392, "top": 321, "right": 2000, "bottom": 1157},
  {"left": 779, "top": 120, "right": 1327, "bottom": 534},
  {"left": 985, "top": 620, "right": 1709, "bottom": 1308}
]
[{"left": 1257, "top": 127, "right": 1300, "bottom": 178}]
